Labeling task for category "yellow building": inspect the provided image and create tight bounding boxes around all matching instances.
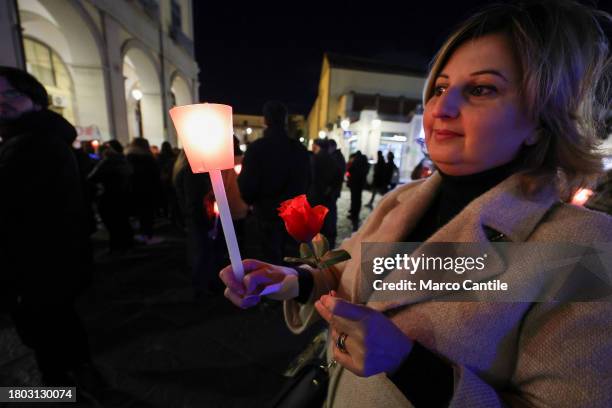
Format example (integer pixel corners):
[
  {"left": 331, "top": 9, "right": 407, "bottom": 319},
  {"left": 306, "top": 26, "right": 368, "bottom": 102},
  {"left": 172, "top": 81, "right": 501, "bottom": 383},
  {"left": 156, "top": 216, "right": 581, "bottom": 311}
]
[{"left": 308, "top": 53, "right": 427, "bottom": 182}]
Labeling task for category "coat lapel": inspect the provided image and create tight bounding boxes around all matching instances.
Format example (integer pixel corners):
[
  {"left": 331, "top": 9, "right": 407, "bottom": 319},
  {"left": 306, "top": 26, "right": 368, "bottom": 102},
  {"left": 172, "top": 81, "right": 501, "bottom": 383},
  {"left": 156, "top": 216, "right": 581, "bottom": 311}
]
[{"left": 366, "top": 173, "right": 560, "bottom": 312}]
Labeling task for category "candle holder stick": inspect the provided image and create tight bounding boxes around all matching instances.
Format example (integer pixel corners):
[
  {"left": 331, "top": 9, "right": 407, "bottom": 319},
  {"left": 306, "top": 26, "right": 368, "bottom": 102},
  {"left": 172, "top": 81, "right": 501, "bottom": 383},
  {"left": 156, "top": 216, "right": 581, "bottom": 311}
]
[{"left": 209, "top": 169, "right": 244, "bottom": 280}]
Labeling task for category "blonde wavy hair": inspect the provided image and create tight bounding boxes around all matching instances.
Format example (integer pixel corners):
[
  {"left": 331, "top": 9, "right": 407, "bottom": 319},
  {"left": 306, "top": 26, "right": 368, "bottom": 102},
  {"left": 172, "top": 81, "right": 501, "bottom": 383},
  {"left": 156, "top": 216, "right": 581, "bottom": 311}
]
[{"left": 423, "top": 0, "right": 611, "bottom": 198}]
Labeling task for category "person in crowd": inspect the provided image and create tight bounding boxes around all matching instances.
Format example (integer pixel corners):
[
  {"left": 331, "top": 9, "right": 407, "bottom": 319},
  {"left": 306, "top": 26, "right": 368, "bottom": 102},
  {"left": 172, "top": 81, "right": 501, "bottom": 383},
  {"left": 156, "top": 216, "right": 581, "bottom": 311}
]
[
  {"left": 327, "top": 139, "right": 346, "bottom": 181},
  {"left": 88, "top": 140, "right": 134, "bottom": 253},
  {"left": 0, "top": 67, "right": 104, "bottom": 389},
  {"left": 328, "top": 139, "right": 347, "bottom": 233},
  {"left": 346, "top": 150, "right": 370, "bottom": 231},
  {"left": 410, "top": 157, "right": 435, "bottom": 180},
  {"left": 150, "top": 145, "right": 160, "bottom": 157},
  {"left": 174, "top": 150, "right": 226, "bottom": 299},
  {"left": 366, "top": 151, "right": 387, "bottom": 209},
  {"left": 157, "top": 140, "right": 178, "bottom": 220},
  {"left": 220, "top": 1, "right": 612, "bottom": 406},
  {"left": 72, "top": 140, "right": 98, "bottom": 235},
  {"left": 238, "top": 100, "right": 310, "bottom": 264},
  {"left": 385, "top": 151, "right": 399, "bottom": 190},
  {"left": 308, "top": 139, "right": 344, "bottom": 248},
  {"left": 126, "top": 137, "right": 162, "bottom": 244}
]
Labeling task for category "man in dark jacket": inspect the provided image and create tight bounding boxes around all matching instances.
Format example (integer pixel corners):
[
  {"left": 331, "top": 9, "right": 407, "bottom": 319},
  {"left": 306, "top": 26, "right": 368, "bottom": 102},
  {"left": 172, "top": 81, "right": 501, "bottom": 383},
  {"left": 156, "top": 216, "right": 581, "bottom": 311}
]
[
  {"left": 346, "top": 151, "right": 370, "bottom": 231},
  {"left": 238, "top": 101, "right": 310, "bottom": 264},
  {"left": 0, "top": 67, "right": 98, "bottom": 387},
  {"left": 89, "top": 140, "right": 134, "bottom": 253},
  {"left": 308, "top": 139, "right": 343, "bottom": 248}
]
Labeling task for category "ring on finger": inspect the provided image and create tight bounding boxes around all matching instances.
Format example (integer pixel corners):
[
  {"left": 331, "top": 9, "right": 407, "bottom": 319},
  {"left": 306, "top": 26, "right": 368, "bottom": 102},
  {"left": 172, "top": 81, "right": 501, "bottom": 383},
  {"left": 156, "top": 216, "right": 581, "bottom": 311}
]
[{"left": 336, "top": 332, "right": 349, "bottom": 354}]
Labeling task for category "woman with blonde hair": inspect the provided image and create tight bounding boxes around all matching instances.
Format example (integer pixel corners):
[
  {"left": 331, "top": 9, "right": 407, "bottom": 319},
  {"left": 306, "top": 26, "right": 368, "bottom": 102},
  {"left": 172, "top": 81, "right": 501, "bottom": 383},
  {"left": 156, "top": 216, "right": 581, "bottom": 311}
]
[{"left": 221, "top": 1, "right": 612, "bottom": 406}]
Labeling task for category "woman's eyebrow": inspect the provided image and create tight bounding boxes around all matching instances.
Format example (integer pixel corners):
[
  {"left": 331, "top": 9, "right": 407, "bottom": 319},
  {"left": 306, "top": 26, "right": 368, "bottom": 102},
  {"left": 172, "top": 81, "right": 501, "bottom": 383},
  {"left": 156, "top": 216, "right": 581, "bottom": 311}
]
[
  {"left": 436, "top": 70, "right": 509, "bottom": 83},
  {"left": 470, "top": 69, "right": 508, "bottom": 82}
]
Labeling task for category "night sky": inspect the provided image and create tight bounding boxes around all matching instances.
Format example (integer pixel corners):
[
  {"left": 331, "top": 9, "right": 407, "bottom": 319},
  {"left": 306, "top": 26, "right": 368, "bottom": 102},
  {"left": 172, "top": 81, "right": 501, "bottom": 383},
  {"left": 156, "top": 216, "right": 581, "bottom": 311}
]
[{"left": 193, "top": 1, "right": 612, "bottom": 116}]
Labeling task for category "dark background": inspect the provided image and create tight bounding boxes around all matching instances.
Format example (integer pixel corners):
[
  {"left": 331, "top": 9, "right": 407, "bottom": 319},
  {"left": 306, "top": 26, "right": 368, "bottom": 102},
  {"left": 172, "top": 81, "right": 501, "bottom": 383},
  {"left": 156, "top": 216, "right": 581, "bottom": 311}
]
[{"left": 193, "top": 1, "right": 612, "bottom": 116}]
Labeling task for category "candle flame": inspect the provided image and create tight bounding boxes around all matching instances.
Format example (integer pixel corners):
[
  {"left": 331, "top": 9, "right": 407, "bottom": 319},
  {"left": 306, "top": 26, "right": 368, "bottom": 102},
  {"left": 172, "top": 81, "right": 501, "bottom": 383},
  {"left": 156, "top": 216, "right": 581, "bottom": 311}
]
[{"left": 213, "top": 201, "right": 219, "bottom": 216}]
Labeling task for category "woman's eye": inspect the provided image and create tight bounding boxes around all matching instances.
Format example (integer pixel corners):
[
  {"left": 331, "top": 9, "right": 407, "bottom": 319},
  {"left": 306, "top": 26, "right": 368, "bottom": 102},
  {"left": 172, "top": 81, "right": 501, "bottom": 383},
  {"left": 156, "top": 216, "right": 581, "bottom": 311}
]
[
  {"left": 433, "top": 85, "right": 447, "bottom": 96},
  {"left": 470, "top": 85, "right": 497, "bottom": 97}
]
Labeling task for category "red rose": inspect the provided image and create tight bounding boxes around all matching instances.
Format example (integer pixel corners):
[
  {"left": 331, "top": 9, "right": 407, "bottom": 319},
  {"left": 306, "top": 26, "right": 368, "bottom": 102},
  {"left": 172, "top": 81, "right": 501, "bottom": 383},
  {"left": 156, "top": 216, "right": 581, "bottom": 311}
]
[{"left": 278, "top": 195, "right": 329, "bottom": 243}]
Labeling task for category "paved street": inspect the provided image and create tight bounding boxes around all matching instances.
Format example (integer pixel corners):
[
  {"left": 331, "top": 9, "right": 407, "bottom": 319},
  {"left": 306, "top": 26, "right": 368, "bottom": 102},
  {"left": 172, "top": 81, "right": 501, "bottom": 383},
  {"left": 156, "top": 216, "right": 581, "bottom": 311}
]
[{"left": 0, "top": 188, "right": 380, "bottom": 407}]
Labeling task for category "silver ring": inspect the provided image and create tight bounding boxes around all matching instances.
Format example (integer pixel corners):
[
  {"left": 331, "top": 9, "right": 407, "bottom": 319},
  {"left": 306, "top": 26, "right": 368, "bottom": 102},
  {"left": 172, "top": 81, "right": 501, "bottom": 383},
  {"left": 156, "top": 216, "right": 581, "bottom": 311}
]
[{"left": 336, "top": 332, "right": 348, "bottom": 353}]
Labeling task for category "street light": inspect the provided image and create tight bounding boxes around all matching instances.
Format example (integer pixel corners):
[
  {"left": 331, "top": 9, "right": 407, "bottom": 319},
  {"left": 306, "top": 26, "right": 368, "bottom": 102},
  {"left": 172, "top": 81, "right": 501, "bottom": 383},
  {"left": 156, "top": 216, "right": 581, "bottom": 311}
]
[
  {"left": 131, "top": 88, "right": 143, "bottom": 101},
  {"left": 318, "top": 130, "right": 327, "bottom": 139},
  {"left": 246, "top": 127, "right": 253, "bottom": 135},
  {"left": 132, "top": 88, "right": 144, "bottom": 138},
  {"left": 340, "top": 118, "right": 350, "bottom": 131}
]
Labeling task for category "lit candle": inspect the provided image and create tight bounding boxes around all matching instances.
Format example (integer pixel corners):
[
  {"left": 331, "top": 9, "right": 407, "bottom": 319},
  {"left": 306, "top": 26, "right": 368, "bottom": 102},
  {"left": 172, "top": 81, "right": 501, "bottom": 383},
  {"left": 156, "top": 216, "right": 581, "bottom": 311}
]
[{"left": 169, "top": 103, "right": 244, "bottom": 280}]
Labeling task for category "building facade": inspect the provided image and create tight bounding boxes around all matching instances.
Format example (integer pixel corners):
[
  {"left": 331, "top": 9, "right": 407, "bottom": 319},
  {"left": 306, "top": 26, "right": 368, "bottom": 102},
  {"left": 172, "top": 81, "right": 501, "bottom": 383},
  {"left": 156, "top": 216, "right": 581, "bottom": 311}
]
[
  {"left": 307, "top": 53, "right": 428, "bottom": 183},
  {"left": 0, "top": 0, "right": 199, "bottom": 148}
]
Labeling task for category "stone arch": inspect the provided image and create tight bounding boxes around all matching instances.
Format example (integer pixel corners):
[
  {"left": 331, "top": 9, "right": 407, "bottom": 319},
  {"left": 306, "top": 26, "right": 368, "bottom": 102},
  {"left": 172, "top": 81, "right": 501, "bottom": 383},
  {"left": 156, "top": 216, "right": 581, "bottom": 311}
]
[
  {"left": 168, "top": 70, "right": 193, "bottom": 147},
  {"left": 169, "top": 70, "right": 193, "bottom": 107},
  {"left": 18, "top": 0, "right": 111, "bottom": 140},
  {"left": 122, "top": 39, "right": 164, "bottom": 148}
]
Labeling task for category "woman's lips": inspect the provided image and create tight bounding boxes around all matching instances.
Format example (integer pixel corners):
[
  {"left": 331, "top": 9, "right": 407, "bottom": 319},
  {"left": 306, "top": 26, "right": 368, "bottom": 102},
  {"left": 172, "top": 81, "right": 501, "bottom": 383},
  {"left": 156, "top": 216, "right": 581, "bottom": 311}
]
[{"left": 434, "top": 129, "right": 464, "bottom": 141}]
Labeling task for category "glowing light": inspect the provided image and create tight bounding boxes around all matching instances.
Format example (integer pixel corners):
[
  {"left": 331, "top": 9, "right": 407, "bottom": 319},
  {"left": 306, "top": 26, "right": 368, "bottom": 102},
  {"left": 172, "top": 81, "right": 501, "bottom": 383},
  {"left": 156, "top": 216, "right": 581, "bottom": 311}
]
[
  {"left": 234, "top": 164, "right": 242, "bottom": 174},
  {"left": 341, "top": 119, "right": 350, "bottom": 131},
  {"left": 299, "top": 137, "right": 305, "bottom": 143},
  {"left": 91, "top": 140, "right": 100, "bottom": 149},
  {"left": 571, "top": 188, "right": 594, "bottom": 206},
  {"left": 246, "top": 127, "right": 253, "bottom": 135},
  {"left": 240, "top": 144, "right": 247, "bottom": 152},
  {"left": 213, "top": 201, "right": 219, "bottom": 216},
  {"left": 392, "top": 135, "right": 407, "bottom": 142},
  {"left": 371, "top": 119, "right": 381, "bottom": 129},
  {"left": 131, "top": 89, "right": 143, "bottom": 101},
  {"left": 168, "top": 103, "right": 235, "bottom": 172},
  {"left": 318, "top": 131, "right": 327, "bottom": 139}
]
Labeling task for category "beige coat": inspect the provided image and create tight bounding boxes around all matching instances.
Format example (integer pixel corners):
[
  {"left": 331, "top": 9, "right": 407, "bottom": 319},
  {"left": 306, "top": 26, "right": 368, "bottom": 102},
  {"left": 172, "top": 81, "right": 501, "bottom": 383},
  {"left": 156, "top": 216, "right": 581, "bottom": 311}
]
[{"left": 284, "top": 172, "right": 612, "bottom": 408}]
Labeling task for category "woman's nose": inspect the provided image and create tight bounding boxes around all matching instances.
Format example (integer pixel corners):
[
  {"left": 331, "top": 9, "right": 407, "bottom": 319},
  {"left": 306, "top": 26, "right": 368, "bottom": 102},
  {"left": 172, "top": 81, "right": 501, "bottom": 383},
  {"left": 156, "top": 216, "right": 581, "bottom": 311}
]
[{"left": 431, "top": 90, "right": 460, "bottom": 119}]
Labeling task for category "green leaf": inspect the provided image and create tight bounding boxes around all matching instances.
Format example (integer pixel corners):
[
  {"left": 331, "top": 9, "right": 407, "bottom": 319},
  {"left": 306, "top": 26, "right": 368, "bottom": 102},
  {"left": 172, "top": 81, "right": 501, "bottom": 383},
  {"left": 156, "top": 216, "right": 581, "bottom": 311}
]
[
  {"left": 299, "top": 243, "right": 314, "bottom": 258},
  {"left": 311, "top": 233, "right": 329, "bottom": 258},
  {"left": 317, "top": 249, "right": 351, "bottom": 269}
]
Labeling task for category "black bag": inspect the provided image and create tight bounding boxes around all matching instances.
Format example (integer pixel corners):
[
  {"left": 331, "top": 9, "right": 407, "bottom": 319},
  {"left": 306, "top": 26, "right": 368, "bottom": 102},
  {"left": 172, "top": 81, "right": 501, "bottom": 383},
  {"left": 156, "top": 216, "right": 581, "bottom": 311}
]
[
  {"left": 270, "top": 329, "right": 330, "bottom": 408},
  {"left": 271, "top": 359, "right": 329, "bottom": 408}
]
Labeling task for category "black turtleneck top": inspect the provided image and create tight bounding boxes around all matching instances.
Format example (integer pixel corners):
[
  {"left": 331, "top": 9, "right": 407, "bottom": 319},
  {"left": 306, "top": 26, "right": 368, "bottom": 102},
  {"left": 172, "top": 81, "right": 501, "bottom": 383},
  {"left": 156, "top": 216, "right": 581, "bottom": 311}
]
[{"left": 405, "top": 160, "right": 519, "bottom": 242}]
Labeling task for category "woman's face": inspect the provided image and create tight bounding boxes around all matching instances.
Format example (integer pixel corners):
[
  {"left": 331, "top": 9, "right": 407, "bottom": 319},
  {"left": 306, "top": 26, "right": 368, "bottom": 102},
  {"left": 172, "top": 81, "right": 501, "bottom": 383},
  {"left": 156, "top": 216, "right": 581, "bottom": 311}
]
[{"left": 423, "top": 33, "right": 536, "bottom": 176}]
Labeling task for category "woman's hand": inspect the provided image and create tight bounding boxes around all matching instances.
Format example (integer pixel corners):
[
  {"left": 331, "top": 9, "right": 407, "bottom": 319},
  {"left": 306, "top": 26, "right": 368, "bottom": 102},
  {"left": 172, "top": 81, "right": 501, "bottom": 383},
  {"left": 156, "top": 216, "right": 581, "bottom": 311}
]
[
  {"left": 315, "top": 293, "right": 413, "bottom": 377},
  {"left": 219, "top": 259, "right": 297, "bottom": 308}
]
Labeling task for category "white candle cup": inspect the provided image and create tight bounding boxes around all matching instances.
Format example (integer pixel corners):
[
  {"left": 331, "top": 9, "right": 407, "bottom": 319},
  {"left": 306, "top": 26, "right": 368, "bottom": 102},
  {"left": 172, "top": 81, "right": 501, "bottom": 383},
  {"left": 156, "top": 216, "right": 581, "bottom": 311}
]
[{"left": 169, "top": 103, "right": 244, "bottom": 281}]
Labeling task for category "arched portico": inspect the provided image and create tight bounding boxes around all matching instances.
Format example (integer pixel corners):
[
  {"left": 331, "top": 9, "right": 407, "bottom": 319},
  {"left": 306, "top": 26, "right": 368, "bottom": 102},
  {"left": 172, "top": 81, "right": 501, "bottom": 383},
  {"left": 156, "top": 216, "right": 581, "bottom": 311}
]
[{"left": 122, "top": 41, "right": 164, "bottom": 149}]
